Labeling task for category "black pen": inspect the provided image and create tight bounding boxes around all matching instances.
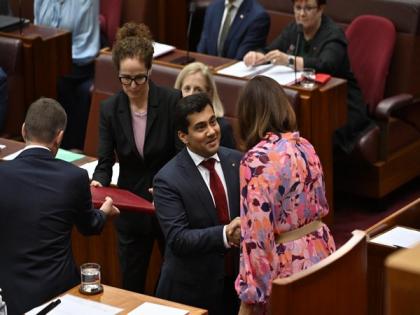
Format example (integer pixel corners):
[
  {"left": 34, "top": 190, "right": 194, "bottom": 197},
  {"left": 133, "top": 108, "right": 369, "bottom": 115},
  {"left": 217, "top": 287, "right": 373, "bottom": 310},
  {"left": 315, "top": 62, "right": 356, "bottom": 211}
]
[{"left": 36, "top": 299, "right": 61, "bottom": 315}]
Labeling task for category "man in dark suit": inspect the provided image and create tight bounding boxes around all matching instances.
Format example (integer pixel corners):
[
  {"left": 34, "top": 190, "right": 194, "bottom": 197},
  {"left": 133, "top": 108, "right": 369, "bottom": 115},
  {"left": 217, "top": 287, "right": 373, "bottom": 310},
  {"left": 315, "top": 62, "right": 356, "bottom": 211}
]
[
  {"left": 197, "top": 0, "right": 270, "bottom": 60},
  {"left": 0, "top": 98, "right": 119, "bottom": 315},
  {"left": 154, "top": 93, "right": 242, "bottom": 315}
]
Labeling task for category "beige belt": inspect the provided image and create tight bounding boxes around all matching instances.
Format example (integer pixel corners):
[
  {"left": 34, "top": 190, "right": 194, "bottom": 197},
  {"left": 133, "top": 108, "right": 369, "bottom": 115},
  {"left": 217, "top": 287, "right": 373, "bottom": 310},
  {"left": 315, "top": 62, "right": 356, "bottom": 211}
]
[{"left": 275, "top": 220, "right": 323, "bottom": 244}]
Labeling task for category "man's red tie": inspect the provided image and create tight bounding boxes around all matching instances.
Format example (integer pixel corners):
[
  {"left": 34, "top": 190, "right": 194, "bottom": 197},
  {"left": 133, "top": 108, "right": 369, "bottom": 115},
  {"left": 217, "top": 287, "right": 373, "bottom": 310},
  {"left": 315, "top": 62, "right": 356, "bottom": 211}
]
[{"left": 201, "top": 158, "right": 230, "bottom": 224}]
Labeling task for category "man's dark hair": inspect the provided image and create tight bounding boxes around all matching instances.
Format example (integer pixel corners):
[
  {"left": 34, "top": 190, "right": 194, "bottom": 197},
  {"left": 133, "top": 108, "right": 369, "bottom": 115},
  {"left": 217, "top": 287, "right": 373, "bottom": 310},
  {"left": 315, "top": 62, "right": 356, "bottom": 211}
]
[
  {"left": 292, "top": 0, "right": 326, "bottom": 5},
  {"left": 175, "top": 93, "right": 214, "bottom": 134},
  {"left": 24, "top": 98, "right": 67, "bottom": 143}
]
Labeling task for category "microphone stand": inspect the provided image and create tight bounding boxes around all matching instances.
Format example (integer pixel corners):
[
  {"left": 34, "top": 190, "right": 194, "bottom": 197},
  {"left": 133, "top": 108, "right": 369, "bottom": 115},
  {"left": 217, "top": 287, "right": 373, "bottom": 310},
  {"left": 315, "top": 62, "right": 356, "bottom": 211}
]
[
  {"left": 172, "top": 2, "right": 196, "bottom": 65},
  {"left": 294, "top": 24, "right": 303, "bottom": 84}
]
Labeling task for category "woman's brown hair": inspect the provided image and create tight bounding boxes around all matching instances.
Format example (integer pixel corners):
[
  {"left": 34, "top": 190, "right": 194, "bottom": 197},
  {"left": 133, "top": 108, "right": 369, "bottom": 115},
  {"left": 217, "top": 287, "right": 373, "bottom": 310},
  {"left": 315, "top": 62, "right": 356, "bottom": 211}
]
[
  {"left": 112, "top": 22, "right": 154, "bottom": 71},
  {"left": 237, "top": 76, "right": 297, "bottom": 150}
]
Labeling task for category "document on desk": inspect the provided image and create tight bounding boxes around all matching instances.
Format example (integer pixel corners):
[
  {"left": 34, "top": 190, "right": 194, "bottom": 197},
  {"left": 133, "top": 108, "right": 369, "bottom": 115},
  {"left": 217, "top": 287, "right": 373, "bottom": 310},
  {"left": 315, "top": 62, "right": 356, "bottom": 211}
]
[
  {"left": 26, "top": 294, "right": 123, "bottom": 315},
  {"left": 128, "top": 302, "right": 189, "bottom": 315},
  {"left": 217, "top": 61, "right": 274, "bottom": 78},
  {"left": 79, "top": 160, "right": 120, "bottom": 186},
  {"left": 153, "top": 42, "right": 176, "bottom": 58},
  {"left": 369, "top": 226, "right": 420, "bottom": 248},
  {"left": 0, "top": 144, "right": 5, "bottom": 150}
]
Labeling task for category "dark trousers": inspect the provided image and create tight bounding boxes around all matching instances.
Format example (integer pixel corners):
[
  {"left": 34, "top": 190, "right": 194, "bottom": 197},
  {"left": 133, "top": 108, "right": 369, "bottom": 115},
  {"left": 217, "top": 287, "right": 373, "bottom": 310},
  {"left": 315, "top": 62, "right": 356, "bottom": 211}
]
[
  {"left": 222, "top": 275, "right": 240, "bottom": 315},
  {"left": 58, "top": 62, "right": 94, "bottom": 150},
  {"left": 115, "top": 211, "right": 164, "bottom": 293}
]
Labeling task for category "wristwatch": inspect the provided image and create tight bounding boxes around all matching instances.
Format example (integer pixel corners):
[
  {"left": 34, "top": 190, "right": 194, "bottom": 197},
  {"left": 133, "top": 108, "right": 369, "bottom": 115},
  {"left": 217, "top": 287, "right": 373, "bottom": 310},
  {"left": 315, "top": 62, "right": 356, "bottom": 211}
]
[{"left": 288, "top": 55, "right": 295, "bottom": 67}]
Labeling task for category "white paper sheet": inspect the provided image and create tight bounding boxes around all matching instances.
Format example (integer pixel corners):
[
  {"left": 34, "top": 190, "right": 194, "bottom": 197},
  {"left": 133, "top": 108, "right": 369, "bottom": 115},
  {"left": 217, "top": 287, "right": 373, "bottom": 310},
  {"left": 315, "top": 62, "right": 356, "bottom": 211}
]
[
  {"left": 79, "top": 160, "right": 120, "bottom": 186},
  {"left": 127, "top": 302, "right": 189, "bottom": 315},
  {"left": 153, "top": 42, "right": 176, "bottom": 58},
  {"left": 0, "top": 144, "right": 6, "bottom": 150},
  {"left": 216, "top": 61, "right": 274, "bottom": 77},
  {"left": 369, "top": 226, "right": 420, "bottom": 248},
  {"left": 26, "top": 294, "right": 123, "bottom": 315},
  {"left": 260, "top": 65, "right": 303, "bottom": 86}
]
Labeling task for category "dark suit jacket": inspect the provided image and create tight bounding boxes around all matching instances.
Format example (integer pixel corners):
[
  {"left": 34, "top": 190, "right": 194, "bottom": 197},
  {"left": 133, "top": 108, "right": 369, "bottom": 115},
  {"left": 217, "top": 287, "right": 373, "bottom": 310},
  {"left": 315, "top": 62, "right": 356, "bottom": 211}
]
[
  {"left": 0, "top": 148, "right": 106, "bottom": 315},
  {"left": 197, "top": 0, "right": 270, "bottom": 60},
  {"left": 153, "top": 147, "right": 242, "bottom": 315},
  {"left": 92, "top": 81, "right": 181, "bottom": 201}
]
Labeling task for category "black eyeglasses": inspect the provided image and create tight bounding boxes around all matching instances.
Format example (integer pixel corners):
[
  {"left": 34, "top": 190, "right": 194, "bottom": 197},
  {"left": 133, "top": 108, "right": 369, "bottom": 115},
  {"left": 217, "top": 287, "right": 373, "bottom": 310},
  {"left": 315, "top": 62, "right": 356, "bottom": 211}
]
[
  {"left": 293, "top": 5, "right": 318, "bottom": 13},
  {"left": 118, "top": 74, "right": 149, "bottom": 86}
]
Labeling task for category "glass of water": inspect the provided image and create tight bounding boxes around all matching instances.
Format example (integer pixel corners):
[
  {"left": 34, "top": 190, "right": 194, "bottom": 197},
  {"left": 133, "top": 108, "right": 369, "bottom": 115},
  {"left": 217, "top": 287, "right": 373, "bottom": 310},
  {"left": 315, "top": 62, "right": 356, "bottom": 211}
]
[
  {"left": 80, "top": 262, "right": 103, "bottom": 295},
  {"left": 300, "top": 68, "right": 316, "bottom": 89}
]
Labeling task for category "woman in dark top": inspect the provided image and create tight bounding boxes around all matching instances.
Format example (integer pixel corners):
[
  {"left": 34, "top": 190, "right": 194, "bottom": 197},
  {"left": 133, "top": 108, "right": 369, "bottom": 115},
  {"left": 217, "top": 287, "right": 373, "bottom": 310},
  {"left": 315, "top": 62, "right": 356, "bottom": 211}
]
[
  {"left": 91, "top": 22, "right": 181, "bottom": 293},
  {"left": 244, "top": 0, "right": 373, "bottom": 153}
]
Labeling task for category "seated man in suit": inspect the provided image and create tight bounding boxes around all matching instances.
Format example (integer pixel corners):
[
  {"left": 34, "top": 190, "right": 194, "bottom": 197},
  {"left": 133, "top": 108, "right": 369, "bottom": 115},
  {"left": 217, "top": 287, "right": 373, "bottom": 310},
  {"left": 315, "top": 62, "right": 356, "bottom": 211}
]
[
  {"left": 197, "top": 0, "right": 270, "bottom": 60},
  {"left": 153, "top": 93, "right": 242, "bottom": 315},
  {"left": 0, "top": 97, "right": 119, "bottom": 315}
]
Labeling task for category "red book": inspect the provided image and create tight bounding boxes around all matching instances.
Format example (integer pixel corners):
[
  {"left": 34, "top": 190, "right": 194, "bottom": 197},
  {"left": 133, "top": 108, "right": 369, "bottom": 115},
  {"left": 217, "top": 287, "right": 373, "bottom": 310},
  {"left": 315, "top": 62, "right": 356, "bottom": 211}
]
[
  {"left": 315, "top": 73, "right": 331, "bottom": 84},
  {"left": 90, "top": 186, "right": 154, "bottom": 214}
]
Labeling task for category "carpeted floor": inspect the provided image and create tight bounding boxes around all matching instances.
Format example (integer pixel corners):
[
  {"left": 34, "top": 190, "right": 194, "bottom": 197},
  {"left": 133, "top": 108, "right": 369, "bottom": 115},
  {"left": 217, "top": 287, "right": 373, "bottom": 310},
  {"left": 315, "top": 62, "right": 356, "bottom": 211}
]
[{"left": 330, "top": 176, "right": 420, "bottom": 247}]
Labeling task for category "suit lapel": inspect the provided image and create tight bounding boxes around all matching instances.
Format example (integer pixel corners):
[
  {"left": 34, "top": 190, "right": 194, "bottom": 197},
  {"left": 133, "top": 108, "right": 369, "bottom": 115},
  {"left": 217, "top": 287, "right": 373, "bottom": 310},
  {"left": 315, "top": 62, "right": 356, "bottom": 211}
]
[
  {"left": 224, "top": 0, "right": 250, "bottom": 47},
  {"left": 145, "top": 81, "right": 159, "bottom": 140},
  {"left": 178, "top": 149, "right": 220, "bottom": 225},
  {"left": 117, "top": 92, "right": 137, "bottom": 152},
  {"left": 209, "top": 1, "right": 226, "bottom": 54}
]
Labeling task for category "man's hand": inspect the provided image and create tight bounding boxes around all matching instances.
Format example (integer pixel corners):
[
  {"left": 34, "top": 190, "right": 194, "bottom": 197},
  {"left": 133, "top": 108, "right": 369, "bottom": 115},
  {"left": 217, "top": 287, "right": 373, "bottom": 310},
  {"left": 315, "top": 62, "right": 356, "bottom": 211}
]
[
  {"left": 90, "top": 180, "right": 103, "bottom": 187},
  {"left": 100, "top": 196, "right": 120, "bottom": 217},
  {"left": 226, "top": 217, "right": 241, "bottom": 247}
]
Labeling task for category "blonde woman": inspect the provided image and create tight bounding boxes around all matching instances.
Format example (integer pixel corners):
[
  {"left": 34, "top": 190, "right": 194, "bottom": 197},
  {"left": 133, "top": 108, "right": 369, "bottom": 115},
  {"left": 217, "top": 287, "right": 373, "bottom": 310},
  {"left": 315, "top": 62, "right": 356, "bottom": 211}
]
[{"left": 175, "top": 62, "right": 236, "bottom": 148}]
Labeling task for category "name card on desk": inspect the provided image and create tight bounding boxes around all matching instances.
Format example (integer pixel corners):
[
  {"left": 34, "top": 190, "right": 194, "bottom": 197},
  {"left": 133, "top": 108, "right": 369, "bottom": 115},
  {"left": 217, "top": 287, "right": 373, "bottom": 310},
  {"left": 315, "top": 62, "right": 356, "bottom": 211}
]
[{"left": 128, "top": 302, "right": 189, "bottom": 315}]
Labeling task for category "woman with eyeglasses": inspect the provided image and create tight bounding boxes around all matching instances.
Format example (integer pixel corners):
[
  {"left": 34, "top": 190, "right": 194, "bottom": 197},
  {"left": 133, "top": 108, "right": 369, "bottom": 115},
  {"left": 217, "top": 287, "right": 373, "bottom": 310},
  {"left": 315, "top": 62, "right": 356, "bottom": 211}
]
[
  {"left": 91, "top": 22, "right": 181, "bottom": 294},
  {"left": 243, "top": 0, "right": 373, "bottom": 154}
]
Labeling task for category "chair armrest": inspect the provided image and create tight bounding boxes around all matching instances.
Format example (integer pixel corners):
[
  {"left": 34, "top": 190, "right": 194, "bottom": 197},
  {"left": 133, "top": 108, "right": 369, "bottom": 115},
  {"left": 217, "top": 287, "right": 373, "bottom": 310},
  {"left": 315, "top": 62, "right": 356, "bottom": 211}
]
[{"left": 374, "top": 94, "right": 413, "bottom": 120}]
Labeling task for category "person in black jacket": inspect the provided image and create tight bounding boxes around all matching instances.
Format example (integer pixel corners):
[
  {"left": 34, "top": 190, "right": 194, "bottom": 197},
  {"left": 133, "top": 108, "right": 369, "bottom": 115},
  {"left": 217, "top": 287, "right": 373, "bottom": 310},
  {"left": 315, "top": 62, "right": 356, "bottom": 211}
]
[
  {"left": 91, "top": 22, "right": 182, "bottom": 293},
  {"left": 244, "top": 0, "right": 374, "bottom": 153}
]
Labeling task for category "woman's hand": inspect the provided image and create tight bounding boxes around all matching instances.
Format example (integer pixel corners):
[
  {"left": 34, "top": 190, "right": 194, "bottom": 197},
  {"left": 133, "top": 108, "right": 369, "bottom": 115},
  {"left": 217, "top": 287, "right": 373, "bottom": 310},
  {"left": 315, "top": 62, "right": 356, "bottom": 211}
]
[
  {"left": 243, "top": 51, "right": 266, "bottom": 67},
  {"left": 90, "top": 180, "right": 103, "bottom": 187},
  {"left": 264, "top": 49, "right": 289, "bottom": 66}
]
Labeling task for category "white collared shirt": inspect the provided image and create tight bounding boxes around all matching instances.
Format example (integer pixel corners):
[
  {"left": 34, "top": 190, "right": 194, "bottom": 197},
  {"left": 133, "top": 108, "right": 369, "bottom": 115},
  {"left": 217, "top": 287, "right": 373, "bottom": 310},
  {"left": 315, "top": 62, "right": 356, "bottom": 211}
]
[
  {"left": 217, "top": 0, "right": 244, "bottom": 47},
  {"left": 23, "top": 144, "right": 51, "bottom": 152},
  {"left": 186, "top": 147, "right": 231, "bottom": 248}
]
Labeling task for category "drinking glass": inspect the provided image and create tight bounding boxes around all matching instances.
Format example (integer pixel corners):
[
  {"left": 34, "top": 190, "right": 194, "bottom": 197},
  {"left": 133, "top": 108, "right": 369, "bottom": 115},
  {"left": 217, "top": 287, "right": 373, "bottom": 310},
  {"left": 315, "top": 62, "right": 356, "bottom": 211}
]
[
  {"left": 80, "top": 262, "right": 103, "bottom": 295},
  {"left": 300, "top": 68, "right": 316, "bottom": 88}
]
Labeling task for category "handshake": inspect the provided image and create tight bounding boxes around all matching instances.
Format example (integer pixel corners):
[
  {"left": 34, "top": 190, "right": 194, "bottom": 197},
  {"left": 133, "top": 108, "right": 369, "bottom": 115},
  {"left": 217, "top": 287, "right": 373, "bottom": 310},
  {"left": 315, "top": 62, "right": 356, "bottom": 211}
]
[{"left": 226, "top": 217, "right": 241, "bottom": 247}]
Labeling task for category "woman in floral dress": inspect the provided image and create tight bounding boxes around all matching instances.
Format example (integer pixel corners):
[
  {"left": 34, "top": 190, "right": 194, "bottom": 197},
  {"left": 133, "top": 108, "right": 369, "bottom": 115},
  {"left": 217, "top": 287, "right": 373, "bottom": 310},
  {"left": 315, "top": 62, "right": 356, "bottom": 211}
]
[{"left": 235, "top": 76, "right": 336, "bottom": 315}]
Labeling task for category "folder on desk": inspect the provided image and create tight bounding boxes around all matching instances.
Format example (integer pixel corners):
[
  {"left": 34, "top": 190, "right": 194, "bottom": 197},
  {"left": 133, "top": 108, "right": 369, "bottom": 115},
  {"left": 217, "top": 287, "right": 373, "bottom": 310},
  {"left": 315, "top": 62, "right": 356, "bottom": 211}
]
[{"left": 91, "top": 186, "right": 154, "bottom": 214}]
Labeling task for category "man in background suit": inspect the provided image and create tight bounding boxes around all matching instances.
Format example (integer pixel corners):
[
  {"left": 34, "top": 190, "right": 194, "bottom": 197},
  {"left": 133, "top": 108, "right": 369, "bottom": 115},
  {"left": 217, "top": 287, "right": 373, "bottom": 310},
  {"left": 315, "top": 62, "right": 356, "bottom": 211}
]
[
  {"left": 0, "top": 98, "right": 119, "bottom": 315},
  {"left": 197, "top": 0, "right": 270, "bottom": 60},
  {"left": 154, "top": 93, "right": 242, "bottom": 315}
]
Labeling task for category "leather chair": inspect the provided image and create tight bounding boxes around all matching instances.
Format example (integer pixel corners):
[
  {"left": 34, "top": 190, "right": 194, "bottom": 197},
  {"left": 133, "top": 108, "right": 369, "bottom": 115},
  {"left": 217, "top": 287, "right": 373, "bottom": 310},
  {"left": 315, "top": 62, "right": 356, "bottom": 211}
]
[
  {"left": 334, "top": 15, "right": 420, "bottom": 198},
  {"left": 0, "top": 36, "right": 25, "bottom": 138},
  {"left": 100, "top": 0, "right": 122, "bottom": 47},
  {"left": 270, "top": 230, "right": 367, "bottom": 315}
]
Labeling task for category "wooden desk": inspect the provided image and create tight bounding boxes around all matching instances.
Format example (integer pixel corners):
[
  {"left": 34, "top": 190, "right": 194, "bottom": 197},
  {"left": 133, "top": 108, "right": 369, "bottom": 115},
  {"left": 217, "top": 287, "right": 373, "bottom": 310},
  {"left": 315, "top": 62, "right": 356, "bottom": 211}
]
[
  {"left": 385, "top": 243, "right": 420, "bottom": 315},
  {"left": 0, "top": 24, "right": 72, "bottom": 135},
  {"left": 365, "top": 198, "right": 420, "bottom": 315},
  {"left": 60, "top": 284, "right": 208, "bottom": 314}
]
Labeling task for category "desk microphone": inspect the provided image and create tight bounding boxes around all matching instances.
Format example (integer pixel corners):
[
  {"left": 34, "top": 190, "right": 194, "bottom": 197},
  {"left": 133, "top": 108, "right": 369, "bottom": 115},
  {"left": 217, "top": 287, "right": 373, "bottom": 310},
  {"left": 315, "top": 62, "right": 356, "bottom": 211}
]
[
  {"left": 294, "top": 24, "right": 303, "bottom": 84},
  {"left": 172, "top": 2, "right": 196, "bottom": 65}
]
